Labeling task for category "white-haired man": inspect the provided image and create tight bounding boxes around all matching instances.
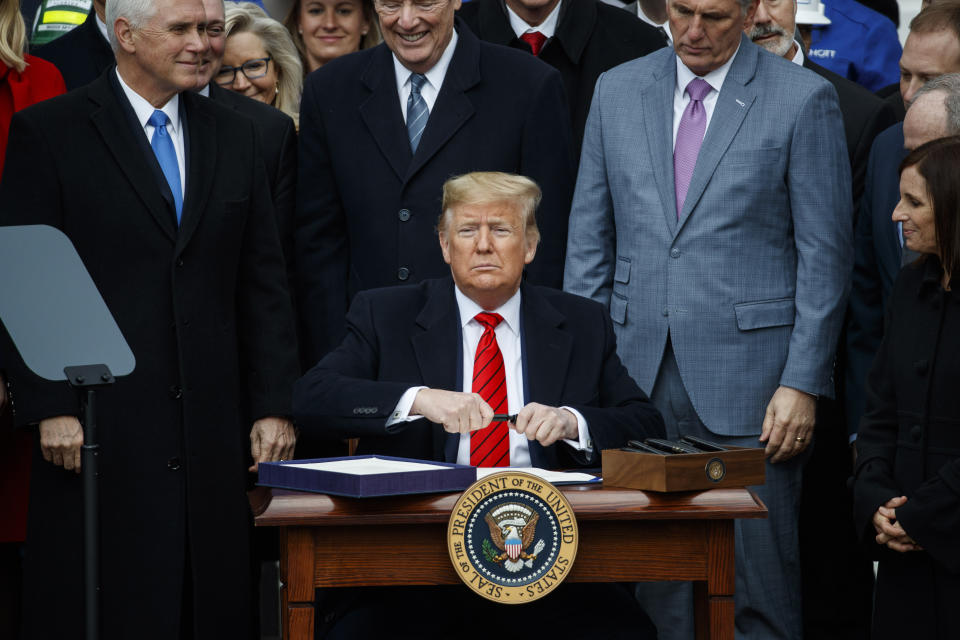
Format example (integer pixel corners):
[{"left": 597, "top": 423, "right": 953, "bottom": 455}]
[{"left": 0, "top": 0, "right": 300, "bottom": 636}]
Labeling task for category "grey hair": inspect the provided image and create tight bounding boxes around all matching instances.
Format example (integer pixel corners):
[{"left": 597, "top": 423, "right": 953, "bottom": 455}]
[
  {"left": 106, "top": 0, "right": 158, "bottom": 52},
  {"left": 913, "top": 73, "right": 960, "bottom": 135}
]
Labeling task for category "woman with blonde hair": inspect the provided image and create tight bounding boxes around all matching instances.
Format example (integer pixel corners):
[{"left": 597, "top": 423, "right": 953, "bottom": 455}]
[
  {"left": 283, "top": 0, "right": 381, "bottom": 74},
  {"left": 218, "top": 1, "right": 303, "bottom": 127}
]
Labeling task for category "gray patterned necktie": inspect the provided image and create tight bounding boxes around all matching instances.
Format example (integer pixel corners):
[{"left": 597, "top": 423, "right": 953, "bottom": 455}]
[{"left": 406, "top": 73, "right": 429, "bottom": 153}]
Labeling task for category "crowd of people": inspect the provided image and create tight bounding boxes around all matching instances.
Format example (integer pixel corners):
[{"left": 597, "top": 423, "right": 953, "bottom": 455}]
[{"left": 0, "top": 0, "right": 958, "bottom": 638}]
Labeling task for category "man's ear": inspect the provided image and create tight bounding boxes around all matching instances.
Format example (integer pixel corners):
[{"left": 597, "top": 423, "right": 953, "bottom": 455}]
[
  {"left": 439, "top": 228, "right": 452, "bottom": 265},
  {"left": 115, "top": 17, "right": 137, "bottom": 54}
]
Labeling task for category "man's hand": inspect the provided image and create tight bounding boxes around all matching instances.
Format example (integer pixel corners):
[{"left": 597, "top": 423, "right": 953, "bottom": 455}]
[
  {"left": 512, "top": 403, "right": 578, "bottom": 448},
  {"left": 411, "top": 389, "right": 493, "bottom": 434},
  {"left": 39, "top": 416, "right": 84, "bottom": 473},
  {"left": 249, "top": 416, "right": 296, "bottom": 472},
  {"left": 873, "top": 496, "right": 922, "bottom": 552},
  {"left": 759, "top": 386, "right": 816, "bottom": 463}
]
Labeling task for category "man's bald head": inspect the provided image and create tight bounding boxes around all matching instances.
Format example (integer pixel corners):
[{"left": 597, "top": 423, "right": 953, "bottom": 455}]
[{"left": 904, "top": 73, "right": 960, "bottom": 150}]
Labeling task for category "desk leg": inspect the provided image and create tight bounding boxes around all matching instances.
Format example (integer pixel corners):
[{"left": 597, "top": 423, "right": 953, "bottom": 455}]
[
  {"left": 280, "top": 527, "right": 316, "bottom": 640},
  {"left": 693, "top": 520, "right": 735, "bottom": 640}
]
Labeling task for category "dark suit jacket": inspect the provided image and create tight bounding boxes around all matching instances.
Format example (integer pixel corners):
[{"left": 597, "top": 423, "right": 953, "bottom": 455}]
[
  {"left": 803, "top": 57, "right": 897, "bottom": 215},
  {"left": 0, "top": 69, "right": 299, "bottom": 639},
  {"left": 207, "top": 83, "right": 298, "bottom": 286},
  {"left": 294, "top": 277, "right": 664, "bottom": 469},
  {"left": 32, "top": 9, "right": 114, "bottom": 91},
  {"left": 845, "top": 122, "right": 907, "bottom": 438},
  {"left": 294, "top": 20, "right": 576, "bottom": 364},
  {"left": 458, "top": 0, "right": 666, "bottom": 154}
]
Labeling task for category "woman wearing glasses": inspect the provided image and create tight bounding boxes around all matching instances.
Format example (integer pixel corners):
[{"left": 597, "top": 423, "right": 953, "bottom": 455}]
[
  {"left": 220, "top": 2, "right": 303, "bottom": 127},
  {"left": 283, "top": 0, "right": 381, "bottom": 74}
]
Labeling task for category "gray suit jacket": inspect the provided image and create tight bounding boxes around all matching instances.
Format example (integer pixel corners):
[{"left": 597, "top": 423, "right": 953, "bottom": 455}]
[{"left": 564, "top": 35, "right": 852, "bottom": 436}]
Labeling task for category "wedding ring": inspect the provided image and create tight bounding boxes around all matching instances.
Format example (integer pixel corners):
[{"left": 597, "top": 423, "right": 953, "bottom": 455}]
[{"left": 795, "top": 437, "right": 805, "bottom": 443}]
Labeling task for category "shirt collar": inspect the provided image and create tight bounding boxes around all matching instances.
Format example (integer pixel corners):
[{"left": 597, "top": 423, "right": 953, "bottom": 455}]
[
  {"left": 675, "top": 41, "right": 739, "bottom": 96},
  {"left": 199, "top": 84, "right": 211, "bottom": 97},
  {"left": 505, "top": 0, "right": 562, "bottom": 39},
  {"left": 636, "top": 6, "right": 670, "bottom": 41},
  {"left": 790, "top": 40, "right": 804, "bottom": 65},
  {"left": 115, "top": 68, "right": 181, "bottom": 134},
  {"left": 96, "top": 12, "right": 110, "bottom": 43},
  {"left": 455, "top": 285, "right": 522, "bottom": 337},
  {"left": 393, "top": 28, "right": 459, "bottom": 92}
]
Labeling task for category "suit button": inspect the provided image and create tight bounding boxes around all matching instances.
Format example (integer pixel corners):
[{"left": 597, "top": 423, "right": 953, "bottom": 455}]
[
  {"left": 398, "top": 209, "right": 411, "bottom": 222},
  {"left": 398, "top": 267, "right": 410, "bottom": 281},
  {"left": 167, "top": 457, "right": 182, "bottom": 471},
  {"left": 911, "top": 425, "right": 922, "bottom": 442},
  {"left": 182, "top": 318, "right": 189, "bottom": 325},
  {"left": 176, "top": 258, "right": 184, "bottom": 268},
  {"left": 169, "top": 385, "right": 183, "bottom": 399},
  {"left": 662, "top": 307, "right": 669, "bottom": 317},
  {"left": 915, "top": 359, "right": 928, "bottom": 375},
  {"left": 670, "top": 248, "right": 681, "bottom": 258}
]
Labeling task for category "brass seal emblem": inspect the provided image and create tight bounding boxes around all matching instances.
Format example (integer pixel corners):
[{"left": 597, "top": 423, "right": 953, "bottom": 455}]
[
  {"left": 447, "top": 471, "right": 578, "bottom": 604},
  {"left": 705, "top": 457, "right": 726, "bottom": 482}
]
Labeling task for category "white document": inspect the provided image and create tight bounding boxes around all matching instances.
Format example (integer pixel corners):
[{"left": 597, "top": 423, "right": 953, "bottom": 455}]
[
  {"left": 286, "top": 457, "right": 459, "bottom": 476},
  {"left": 476, "top": 467, "right": 598, "bottom": 484}
]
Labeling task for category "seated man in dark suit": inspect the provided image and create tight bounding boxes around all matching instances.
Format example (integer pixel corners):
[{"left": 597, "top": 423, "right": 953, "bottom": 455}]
[
  {"left": 294, "top": 171, "right": 664, "bottom": 638},
  {"left": 32, "top": 0, "right": 113, "bottom": 90}
]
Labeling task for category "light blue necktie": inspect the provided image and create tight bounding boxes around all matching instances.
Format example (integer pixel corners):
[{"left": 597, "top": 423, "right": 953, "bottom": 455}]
[
  {"left": 406, "top": 73, "right": 429, "bottom": 153},
  {"left": 148, "top": 110, "right": 183, "bottom": 223}
]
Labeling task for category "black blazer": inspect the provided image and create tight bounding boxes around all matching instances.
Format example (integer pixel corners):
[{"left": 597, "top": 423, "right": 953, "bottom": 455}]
[
  {"left": 207, "top": 83, "right": 298, "bottom": 282},
  {"left": 458, "top": 0, "right": 666, "bottom": 154},
  {"left": 0, "top": 69, "right": 299, "bottom": 639},
  {"left": 845, "top": 122, "right": 908, "bottom": 437},
  {"left": 294, "top": 20, "right": 576, "bottom": 364},
  {"left": 803, "top": 57, "right": 897, "bottom": 214},
  {"left": 852, "top": 258, "right": 960, "bottom": 638},
  {"left": 32, "top": 9, "right": 114, "bottom": 91},
  {"left": 294, "top": 277, "right": 664, "bottom": 469}
]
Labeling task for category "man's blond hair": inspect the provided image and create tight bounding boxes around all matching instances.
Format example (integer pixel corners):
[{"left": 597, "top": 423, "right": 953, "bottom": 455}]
[{"left": 439, "top": 172, "right": 541, "bottom": 243}]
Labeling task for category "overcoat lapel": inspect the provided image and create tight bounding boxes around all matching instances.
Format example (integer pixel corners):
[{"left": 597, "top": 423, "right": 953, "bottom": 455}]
[
  {"left": 359, "top": 45, "right": 413, "bottom": 182},
  {"left": 643, "top": 54, "right": 680, "bottom": 234},
  {"left": 89, "top": 73, "right": 177, "bottom": 243},
  {"left": 676, "top": 35, "right": 757, "bottom": 235},
  {"left": 406, "top": 21, "right": 479, "bottom": 183},
  {"left": 521, "top": 284, "right": 572, "bottom": 410},
  {"left": 175, "top": 93, "right": 215, "bottom": 254}
]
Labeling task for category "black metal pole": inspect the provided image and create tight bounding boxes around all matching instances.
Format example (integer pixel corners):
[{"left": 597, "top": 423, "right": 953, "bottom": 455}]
[{"left": 82, "top": 387, "right": 100, "bottom": 640}]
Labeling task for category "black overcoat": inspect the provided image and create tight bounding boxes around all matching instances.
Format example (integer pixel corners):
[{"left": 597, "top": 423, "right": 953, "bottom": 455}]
[
  {"left": 0, "top": 69, "right": 299, "bottom": 639},
  {"left": 853, "top": 257, "right": 960, "bottom": 640}
]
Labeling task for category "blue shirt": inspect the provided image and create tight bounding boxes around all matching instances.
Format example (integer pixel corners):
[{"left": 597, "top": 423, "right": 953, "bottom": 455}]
[{"left": 808, "top": 0, "right": 902, "bottom": 92}]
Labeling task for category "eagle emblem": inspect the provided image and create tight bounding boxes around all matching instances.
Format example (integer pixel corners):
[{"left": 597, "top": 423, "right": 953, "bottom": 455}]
[{"left": 482, "top": 503, "right": 546, "bottom": 573}]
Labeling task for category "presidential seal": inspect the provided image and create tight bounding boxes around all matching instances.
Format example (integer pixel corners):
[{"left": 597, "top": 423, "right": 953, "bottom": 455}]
[
  {"left": 705, "top": 457, "right": 726, "bottom": 482},
  {"left": 447, "top": 471, "right": 578, "bottom": 604}
]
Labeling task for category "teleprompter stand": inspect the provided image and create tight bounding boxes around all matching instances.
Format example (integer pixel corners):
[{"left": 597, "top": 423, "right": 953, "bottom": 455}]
[{"left": 0, "top": 225, "right": 135, "bottom": 640}]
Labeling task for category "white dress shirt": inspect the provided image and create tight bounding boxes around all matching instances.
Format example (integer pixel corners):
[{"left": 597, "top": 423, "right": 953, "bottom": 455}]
[
  {"left": 96, "top": 12, "right": 109, "bottom": 43},
  {"left": 790, "top": 40, "right": 805, "bottom": 65},
  {"left": 115, "top": 69, "right": 187, "bottom": 193},
  {"left": 393, "top": 30, "right": 459, "bottom": 121},
  {"left": 635, "top": 5, "right": 672, "bottom": 43},
  {"left": 672, "top": 43, "right": 739, "bottom": 149},
  {"left": 388, "top": 286, "right": 592, "bottom": 467},
  {"left": 505, "top": 0, "right": 562, "bottom": 38}
]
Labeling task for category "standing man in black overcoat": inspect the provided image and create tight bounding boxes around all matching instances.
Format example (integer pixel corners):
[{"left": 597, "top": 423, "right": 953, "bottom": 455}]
[{"left": 0, "top": 0, "right": 300, "bottom": 636}]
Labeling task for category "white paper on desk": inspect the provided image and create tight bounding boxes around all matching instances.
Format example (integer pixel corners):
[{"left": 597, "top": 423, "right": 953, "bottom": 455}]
[
  {"left": 476, "top": 467, "right": 598, "bottom": 484},
  {"left": 286, "top": 457, "right": 460, "bottom": 475}
]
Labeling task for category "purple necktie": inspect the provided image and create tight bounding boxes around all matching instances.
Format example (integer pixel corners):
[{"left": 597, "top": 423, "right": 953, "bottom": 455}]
[{"left": 674, "top": 77, "right": 712, "bottom": 218}]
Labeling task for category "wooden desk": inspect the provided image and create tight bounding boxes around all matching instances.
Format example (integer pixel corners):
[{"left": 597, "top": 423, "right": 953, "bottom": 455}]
[{"left": 252, "top": 484, "right": 766, "bottom": 640}]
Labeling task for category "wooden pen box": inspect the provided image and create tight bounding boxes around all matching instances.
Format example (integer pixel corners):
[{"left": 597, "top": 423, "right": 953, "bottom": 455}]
[{"left": 601, "top": 446, "right": 766, "bottom": 492}]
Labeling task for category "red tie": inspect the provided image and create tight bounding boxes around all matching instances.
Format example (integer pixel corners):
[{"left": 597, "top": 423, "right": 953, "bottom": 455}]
[
  {"left": 520, "top": 31, "right": 547, "bottom": 57},
  {"left": 469, "top": 312, "right": 509, "bottom": 467}
]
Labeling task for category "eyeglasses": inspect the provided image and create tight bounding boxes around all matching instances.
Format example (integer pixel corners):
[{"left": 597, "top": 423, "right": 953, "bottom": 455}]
[
  {"left": 374, "top": 0, "right": 448, "bottom": 15},
  {"left": 215, "top": 56, "right": 272, "bottom": 85}
]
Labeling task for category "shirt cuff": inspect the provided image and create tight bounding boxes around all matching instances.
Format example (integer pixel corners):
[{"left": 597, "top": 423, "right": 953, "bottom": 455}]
[
  {"left": 560, "top": 406, "right": 592, "bottom": 453},
  {"left": 386, "top": 386, "right": 428, "bottom": 427}
]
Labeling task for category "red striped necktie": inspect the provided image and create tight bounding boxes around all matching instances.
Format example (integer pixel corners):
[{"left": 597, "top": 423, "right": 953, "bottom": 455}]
[{"left": 470, "top": 312, "right": 510, "bottom": 467}]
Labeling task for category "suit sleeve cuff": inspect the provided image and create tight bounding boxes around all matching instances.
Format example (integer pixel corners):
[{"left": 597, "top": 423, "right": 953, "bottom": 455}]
[
  {"left": 386, "top": 386, "right": 428, "bottom": 427},
  {"left": 560, "top": 406, "right": 592, "bottom": 454}
]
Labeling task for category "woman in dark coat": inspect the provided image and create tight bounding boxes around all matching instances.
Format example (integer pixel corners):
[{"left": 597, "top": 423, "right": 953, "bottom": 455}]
[{"left": 853, "top": 135, "right": 960, "bottom": 639}]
